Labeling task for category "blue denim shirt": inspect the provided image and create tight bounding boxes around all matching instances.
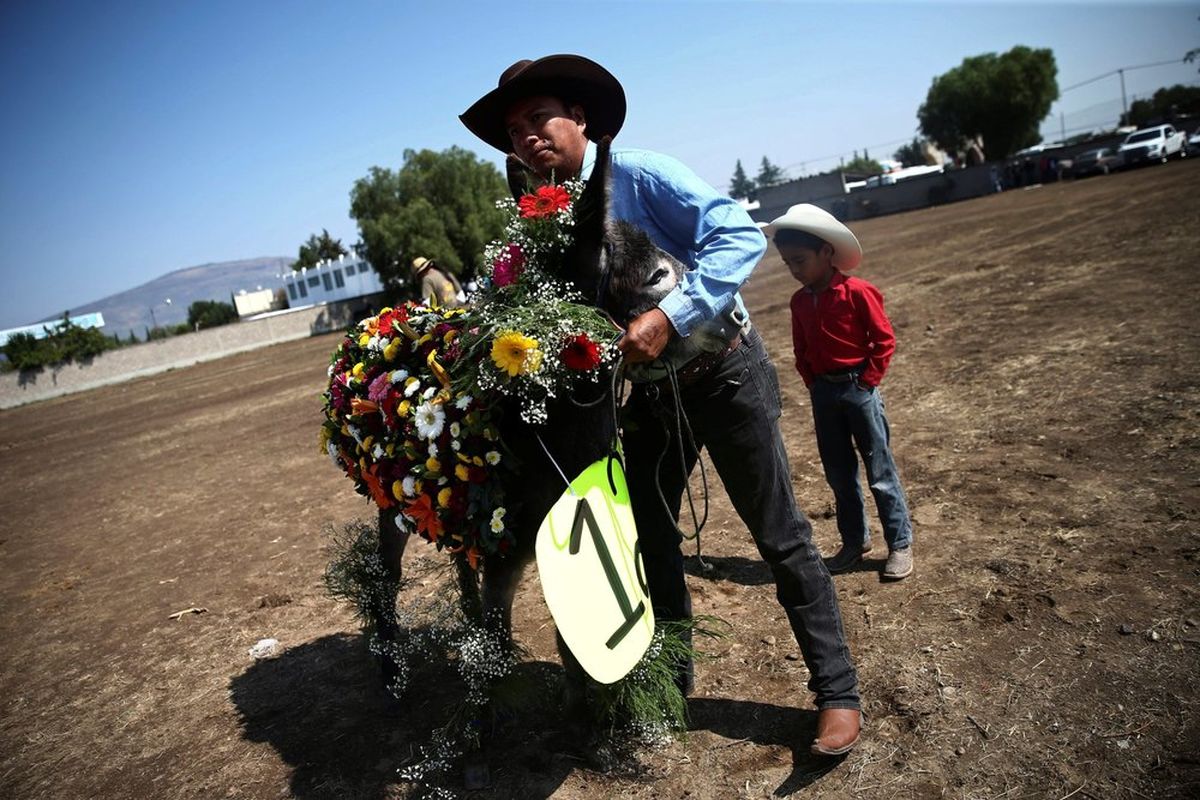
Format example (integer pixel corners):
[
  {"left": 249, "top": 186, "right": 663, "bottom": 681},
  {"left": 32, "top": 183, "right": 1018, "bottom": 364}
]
[{"left": 580, "top": 140, "right": 766, "bottom": 338}]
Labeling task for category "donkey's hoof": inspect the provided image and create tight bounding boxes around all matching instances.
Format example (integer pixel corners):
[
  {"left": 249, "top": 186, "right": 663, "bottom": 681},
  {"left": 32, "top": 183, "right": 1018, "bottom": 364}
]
[
  {"left": 463, "top": 760, "right": 491, "bottom": 790},
  {"left": 583, "top": 737, "right": 621, "bottom": 773}
]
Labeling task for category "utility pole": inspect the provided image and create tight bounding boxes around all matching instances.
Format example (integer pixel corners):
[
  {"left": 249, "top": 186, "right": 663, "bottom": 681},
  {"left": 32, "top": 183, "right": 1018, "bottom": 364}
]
[
  {"left": 1060, "top": 111, "right": 1066, "bottom": 143},
  {"left": 1119, "top": 68, "right": 1128, "bottom": 124}
]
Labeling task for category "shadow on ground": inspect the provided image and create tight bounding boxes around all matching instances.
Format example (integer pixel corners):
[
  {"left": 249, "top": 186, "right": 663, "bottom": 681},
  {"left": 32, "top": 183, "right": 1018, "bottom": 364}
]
[
  {"left": 684, "top": 554, "right": 774, "bottom": 585},
  {"left": 689, "top": 697, "right": 844, "bottom": 796},
  {"left": 229, "top": 633, "right": 577, "bottom": 799}
]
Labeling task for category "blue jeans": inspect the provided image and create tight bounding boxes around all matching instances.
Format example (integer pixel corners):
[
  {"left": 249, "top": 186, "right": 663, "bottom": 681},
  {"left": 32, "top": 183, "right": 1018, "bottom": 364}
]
[
  {"left": 810, "top": 379, "right": 913, "bottom": 552},
  {"left": 623, "top": 329, "right": 860, "bottom": 710}
]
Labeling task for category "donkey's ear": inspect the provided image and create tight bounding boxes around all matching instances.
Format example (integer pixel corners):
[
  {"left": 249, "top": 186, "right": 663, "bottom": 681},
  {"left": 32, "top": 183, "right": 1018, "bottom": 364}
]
[
  {"left": 506, "top": 155, "right": 538, "bottom": 202},
  {"left": 571, "top": 136, "right": 611, "bottom": 253}
]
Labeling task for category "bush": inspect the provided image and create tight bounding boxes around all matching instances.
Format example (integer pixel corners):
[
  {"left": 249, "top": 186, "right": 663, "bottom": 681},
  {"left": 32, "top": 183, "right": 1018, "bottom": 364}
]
[
  {"left": 187, "top": 300, "right": 238, "bottom": 330},
  {"left": 0, "top": 317, "right": 120, "bottom": 372}
]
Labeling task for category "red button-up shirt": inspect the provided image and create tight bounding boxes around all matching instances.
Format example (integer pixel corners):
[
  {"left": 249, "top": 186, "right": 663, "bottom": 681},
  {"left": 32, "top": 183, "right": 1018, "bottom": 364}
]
[{"left": 790, "top": 271, "right": 896, "bottom": 388}]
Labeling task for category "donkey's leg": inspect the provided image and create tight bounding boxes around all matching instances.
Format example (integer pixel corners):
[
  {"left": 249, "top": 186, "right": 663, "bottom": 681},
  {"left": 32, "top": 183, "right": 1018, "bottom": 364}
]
[
  {"left": 374, "top": 508, "right": 410, "bottom": 691},
  {"left": 480, "top": 548, "right": 531, "bottom": 646},
  {"left": 454, "top": 553, "right": 483, "bottom": 626}
]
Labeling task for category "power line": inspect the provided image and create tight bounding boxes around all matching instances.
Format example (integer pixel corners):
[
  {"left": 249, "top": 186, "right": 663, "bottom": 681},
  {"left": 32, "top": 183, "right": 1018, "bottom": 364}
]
[{"left": 1060, "top": 59, "right": 1187, "bottom": 93}]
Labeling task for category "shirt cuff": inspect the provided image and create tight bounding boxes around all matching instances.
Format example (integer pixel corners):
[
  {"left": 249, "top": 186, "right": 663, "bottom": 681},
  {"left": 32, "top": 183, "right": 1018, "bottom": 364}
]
[{"left": 658, "top": 287, "right": 702, "bottom": 338}]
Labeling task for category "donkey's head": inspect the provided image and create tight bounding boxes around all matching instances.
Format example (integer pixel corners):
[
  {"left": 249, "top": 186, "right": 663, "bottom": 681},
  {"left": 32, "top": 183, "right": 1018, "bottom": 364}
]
[{"left": 507, "top": 137, "right": 684, "bottom": 325}]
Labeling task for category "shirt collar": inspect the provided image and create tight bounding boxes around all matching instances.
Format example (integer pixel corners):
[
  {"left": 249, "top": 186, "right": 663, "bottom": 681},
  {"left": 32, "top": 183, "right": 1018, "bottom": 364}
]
[
  {"left": 802, "top": 270, "right": 848, "bottom": 294},
  {"left": 579, "top": 139, "right": 598, "bottom": 182}
]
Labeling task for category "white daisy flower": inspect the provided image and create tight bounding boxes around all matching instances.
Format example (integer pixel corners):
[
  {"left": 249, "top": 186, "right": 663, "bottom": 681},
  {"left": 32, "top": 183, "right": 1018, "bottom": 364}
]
[
  {"left": 404, "top": 377, "right": 421, "bottom": 397},
  {"left": 451, "top": 439, "right": 461, "bottom": 451},
  {"left": 486, "top": 450, "right": 502, "bottom": 466},
  {"left": 422, "top": 386, "right": 437, "bottom": 400},
  {"left": 449, "top": 422, "right": 461, "bottom": 438},
  {"left": 372, "top": 443, "right": 384, "bottom": 459},
  {"left": 490, "top": 507, "right": 506, "bottom": 533},
  {"left": 326, "top": 442, "right": 340, "bottom": 466},
  {"left": 414, "top": 401, "right": 445, "bottom": 440},
  {"left": 348, "top": 424, "right": 364, "bottom": 446},
  {"left": 390, "top": 369, "right": 409, "bottom": 384},
  {"left": 455, "top": 394, "right": 472, "bottom": 410},
  {"left": 428, "top": 441, "right": 439, "bottom": 457},
  {"left": 401, "top": 476, "right": 416, "bottom": 497}
]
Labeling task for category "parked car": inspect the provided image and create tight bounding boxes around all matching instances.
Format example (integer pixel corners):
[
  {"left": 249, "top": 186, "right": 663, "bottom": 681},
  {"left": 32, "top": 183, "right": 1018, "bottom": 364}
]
[
  {"left": 1071, "top": 147, "right": 1121, "bottom": 178},
  {"left": 1118, "top": 124, "right": 1187, "bottom": 166},
  {"left": 1188, "top": 126, "right": 1200, "bottom": 156}
]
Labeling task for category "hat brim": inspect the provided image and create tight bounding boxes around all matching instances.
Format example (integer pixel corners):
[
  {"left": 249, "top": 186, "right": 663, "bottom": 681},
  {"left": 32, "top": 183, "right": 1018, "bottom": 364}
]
[
  {"left": 763, "top": 204, "right": 863, "bottom": 271},
  {"left": 460, "top": 54, "right": 626, "bottom": 154}
]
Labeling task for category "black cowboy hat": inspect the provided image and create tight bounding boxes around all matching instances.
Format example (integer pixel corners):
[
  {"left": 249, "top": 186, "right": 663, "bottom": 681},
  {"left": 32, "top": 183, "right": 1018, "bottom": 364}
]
[{"left": 460, "top": 54, "right": 626, "bottom": 153}]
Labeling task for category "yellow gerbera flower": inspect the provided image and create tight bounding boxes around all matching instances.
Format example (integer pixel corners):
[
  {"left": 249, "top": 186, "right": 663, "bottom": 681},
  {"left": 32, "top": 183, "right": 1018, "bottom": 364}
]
[
  {"left": 455, "top": 463, "right": 471, "bottom": 481},
  {"left": 425, "top": 456, "right": 441, "bottom": 474},
  {"left": 438, "top": 487, "right": 453, "bottom": 508},
  {"left": 491, "top": 330, "right": 540, "bottom": 377}
]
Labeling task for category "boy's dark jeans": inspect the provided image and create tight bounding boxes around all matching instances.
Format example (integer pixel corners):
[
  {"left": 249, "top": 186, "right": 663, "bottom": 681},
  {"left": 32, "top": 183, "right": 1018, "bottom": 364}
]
[
  {"left": 810, "top": 380, "right": 913, "bottom": 552},
  {"left": 623, "top": 329, "right": 860, "bottom": 710}
]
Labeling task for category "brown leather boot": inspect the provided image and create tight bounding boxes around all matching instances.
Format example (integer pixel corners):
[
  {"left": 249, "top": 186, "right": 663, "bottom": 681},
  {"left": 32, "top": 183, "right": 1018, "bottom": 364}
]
[{"left": 811, "top": 708, "right": 861, "bottom": 756}]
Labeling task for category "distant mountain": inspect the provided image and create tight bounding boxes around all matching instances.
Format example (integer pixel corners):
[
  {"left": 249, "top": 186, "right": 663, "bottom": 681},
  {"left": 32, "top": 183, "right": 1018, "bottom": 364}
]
[{"left": 45, "top": 257, "right": 293, "bottom": 339}]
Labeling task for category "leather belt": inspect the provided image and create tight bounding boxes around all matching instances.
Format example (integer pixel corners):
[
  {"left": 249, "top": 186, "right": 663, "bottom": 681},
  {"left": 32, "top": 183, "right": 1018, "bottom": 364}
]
[
  {"left": 667, "top": 333, "right": 743, "bottom": 387},
  {"left": 816, "top": 366, "right": 863, "bottom": 383}
]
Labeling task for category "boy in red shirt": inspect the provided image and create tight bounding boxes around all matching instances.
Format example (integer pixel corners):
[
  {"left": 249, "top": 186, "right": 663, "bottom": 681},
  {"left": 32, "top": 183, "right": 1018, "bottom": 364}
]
[{"left": 766, "top": 204, "right": 914, "bottom": 580}]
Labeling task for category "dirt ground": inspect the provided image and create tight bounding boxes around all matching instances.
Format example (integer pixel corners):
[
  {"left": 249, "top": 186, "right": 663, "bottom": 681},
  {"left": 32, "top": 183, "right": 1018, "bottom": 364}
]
[{"left": 2, "top": 159, "right": 1198, "bottom": 800}]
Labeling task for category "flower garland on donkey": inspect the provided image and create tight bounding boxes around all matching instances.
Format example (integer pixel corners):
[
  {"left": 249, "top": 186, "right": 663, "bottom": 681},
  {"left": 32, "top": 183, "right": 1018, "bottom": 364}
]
[{"left": 320, "top": 178, "right": 619, "bottom": 574}]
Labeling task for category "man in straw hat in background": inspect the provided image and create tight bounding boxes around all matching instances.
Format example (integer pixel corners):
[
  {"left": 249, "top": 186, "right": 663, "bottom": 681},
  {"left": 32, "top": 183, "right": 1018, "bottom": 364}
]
[
  {"left": 461, "top": 54, "right": 861, "bottom": 755},
  {"left": 411, "top": 255, "right": 465, "bottom": 308}
]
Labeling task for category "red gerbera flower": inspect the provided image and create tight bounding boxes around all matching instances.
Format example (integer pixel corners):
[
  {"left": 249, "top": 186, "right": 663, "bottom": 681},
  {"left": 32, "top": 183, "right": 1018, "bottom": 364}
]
[
  {"left": 518, "top": 185, "right": 571, "bottom": 219},
  {"left": 560, "top": 334, "right": 602, "bottom": 371}
]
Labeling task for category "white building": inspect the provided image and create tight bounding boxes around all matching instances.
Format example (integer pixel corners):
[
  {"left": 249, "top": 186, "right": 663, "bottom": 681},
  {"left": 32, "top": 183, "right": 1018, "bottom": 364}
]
[
  {"left": 233, "top": 288, "right": 277, "bottom": 318},
  {"left": 281, "top": 253, "right": 384, "bottom": 308}
]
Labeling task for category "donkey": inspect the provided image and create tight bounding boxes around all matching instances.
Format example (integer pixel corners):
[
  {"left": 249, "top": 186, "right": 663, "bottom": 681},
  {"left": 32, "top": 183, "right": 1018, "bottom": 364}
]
[{"left": 371, "top": 137, "right": 690, "bottom": 711}]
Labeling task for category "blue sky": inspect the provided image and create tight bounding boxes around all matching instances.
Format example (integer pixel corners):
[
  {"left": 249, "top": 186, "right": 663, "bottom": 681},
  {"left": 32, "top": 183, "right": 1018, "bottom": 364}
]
[{"left": 0, "top": 0, "right": 1194, "bottom": 328}]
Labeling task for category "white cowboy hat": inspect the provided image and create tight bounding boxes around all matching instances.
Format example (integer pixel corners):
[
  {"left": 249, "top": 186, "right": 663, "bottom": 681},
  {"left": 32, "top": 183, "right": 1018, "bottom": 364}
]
[{"left": 762, "top": 204, "right": 863, "bottom": 271}]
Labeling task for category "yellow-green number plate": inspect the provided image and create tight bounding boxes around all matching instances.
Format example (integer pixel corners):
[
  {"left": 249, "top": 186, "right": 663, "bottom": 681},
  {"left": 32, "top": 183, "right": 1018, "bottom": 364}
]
[{"left": 536, "top": 455, "right": 654, "bottom": 684}]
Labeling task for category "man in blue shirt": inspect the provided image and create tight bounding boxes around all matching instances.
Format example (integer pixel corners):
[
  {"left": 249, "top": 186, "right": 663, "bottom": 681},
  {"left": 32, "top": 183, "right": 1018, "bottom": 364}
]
[{"left": 462, "top": 54, "right": 861, "bottom": 756}]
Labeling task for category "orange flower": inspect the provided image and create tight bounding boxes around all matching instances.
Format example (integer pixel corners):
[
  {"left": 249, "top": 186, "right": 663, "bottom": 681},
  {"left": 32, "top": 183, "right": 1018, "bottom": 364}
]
[
  {"left": 350, "top": 397, "right": 379, "bottom": 416},
  {"left": 362, "top": 464, "right": 393, "bottom": 509},
  {"left": 402, "top": 493, "right": 444, "bottom": 542},
  {"left": 518, "top": 185, "right": 571, "bottom": 218},
  {"left": 466, "top": 544, "right": 481, "bottom": 571}
]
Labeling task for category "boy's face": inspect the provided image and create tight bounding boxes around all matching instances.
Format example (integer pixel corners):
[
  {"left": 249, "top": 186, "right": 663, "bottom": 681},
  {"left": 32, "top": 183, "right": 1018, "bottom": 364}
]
[{"left": 777, "top": 241, "right": 835, "bottom": 289}]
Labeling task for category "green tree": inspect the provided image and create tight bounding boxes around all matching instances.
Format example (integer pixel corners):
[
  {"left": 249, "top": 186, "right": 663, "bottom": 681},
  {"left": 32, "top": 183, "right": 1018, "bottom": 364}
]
[
  {"left": 293, "top": 229, "right": 349, "bottom": 271},
  {"left": 894, "top": 138, "right": 928, "bottom": 167},
  {"left": 842, "top": 150, "right": 884, "bottom": 175},
  {"left": 729, "top": 159, "right": 756, "bottom": 200},
  {"left": 918, "top": 45, "right": 1058, "bottom": 160},
  {"left": 1123, "top": 84, "right": 1200, "bottom": 128},
  {"left": 187, "top": 300, "right": 238, "bottom": 330},
  {"left": 349, "top": 147, "right": 508, "bottom": 294},
  {"left": 755, "top": 156, "right": 785, "bottom": 189},
  {"left": 1, "top": 315, "right": 117, "bottom": 372}
]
